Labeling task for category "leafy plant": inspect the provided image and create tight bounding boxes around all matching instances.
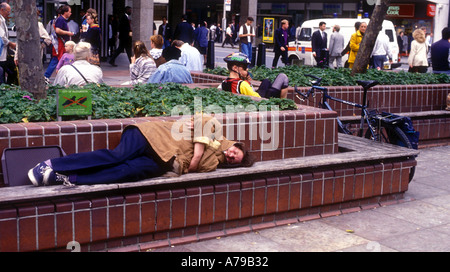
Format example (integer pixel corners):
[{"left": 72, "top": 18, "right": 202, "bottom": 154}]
[
  {"left": 204, "top": 65, "right": 450, "bottom": 87},
  {"left": 0, "top": 83, "right": 298, "bottom": 124}
]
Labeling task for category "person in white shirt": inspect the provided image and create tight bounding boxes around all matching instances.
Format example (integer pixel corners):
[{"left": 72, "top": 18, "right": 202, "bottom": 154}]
[
  {"left": 371, "top": 30, "right": 393, "bottom": 70},
  {"left": 238, "top": 17, "right": 255, "bottom": 63},
  {"left": 53, "top": 42, "right": 103, "bottom": 86},
  {"left": 0, "top": 2, "right": 16, "bottom": 84},
  {"left": 172, "top": 39, "right": 203, "bottom": 71}
]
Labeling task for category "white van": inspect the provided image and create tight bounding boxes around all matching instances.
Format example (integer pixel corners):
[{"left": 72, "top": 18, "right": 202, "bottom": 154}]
[{"left": 288, "top": 18, "right": 400, "bottom": 69}]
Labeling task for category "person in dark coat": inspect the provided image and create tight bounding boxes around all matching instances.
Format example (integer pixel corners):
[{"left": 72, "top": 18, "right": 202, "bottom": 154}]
[
  {"left": 109, "top": 6, "right": 132, "bottom": 66},
  {"left": 158, "top": 16, "right": 172, "bottom": 48},
  {"left": 272, "top": 19, "right": 289, "bottom": 68},
  {"left": 311, "top": 21, "right": 328, "bottom": 67},
  {"left": 431, "top": 27, "right": 450, "bottom": 74},
  {"left": 174, "top": 14, "right": 194, "bottom": 45}
]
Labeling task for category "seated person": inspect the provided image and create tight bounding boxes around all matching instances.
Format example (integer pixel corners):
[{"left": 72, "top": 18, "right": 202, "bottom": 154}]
[
  {"left": 147, "top": 45, "right": 193, "bottom": 84},
  {"left": 28, "top": 115, "right": 254, "bottom": 186},
  {"left": 172, "top": 39, "right": 203, "bottom": 71},
  {"left": 220, "top": 53, "right": 289, "bottom": 99},
  {"left": 53, "top": 42, "right": 104, "bottom": 86},
  {"left": 130, "top": 40, "right": 157, "bottom": 85}
]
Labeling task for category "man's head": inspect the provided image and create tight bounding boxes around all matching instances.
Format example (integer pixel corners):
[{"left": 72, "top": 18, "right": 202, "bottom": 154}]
[
  {"left": 162, "top": 45, "right": 181, "bottom": 61},
  {"left": 334, "top": 25, "right": 340, "bottom": 32},
  {"left": 319, "top": 21, "right": 326, "bottom": 31},
  {"left": 223, "top": 53, "right": 251, "bottom": 79},
  {"left": 74, "top": 42, "right": 92, "bottom": 61},
  {"left": 281, "top": 19, "right": 289, "bottom": 30},
  {"left": 60, "top": 5, "right": 72, "bottom": 20},
  {"left": 0, "top": 2, "right": 11, "bottom": 19},
  {"left": 442, "top": 27, "right": 450, "bottom": 40},
  {"left": 125, "top": 6, "right": 132, "bottom": 15},
  {"left": 246, "top": 17, "right": 254, "bottom": 26},
  {"left": 222, "top": 142, "right": 254, "bottom": 167},
  {"left": 359, "top": 22, "right": 367, "bottom": 34}
]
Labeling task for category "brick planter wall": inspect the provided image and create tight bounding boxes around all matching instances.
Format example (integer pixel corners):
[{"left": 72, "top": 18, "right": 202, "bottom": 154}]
[
  {"left": 289, "top": 84, "right": 449, "bottom": 116},
  {"left": 0, "top": 157, "right": 414, "bottom": 252}
]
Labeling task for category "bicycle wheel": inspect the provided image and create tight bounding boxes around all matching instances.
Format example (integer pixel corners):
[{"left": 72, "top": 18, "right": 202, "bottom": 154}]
[{"left": 365, "top": 125, "right": 416, "bottom": 182}]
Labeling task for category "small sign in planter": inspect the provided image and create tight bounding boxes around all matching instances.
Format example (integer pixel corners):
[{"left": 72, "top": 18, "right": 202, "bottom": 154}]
[{"left": 57, "top": 89, "right": 92, "bottom": 120}]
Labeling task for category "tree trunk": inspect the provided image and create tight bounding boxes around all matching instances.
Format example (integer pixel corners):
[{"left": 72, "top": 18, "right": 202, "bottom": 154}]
[
  {"left": 351, "top": 0, "right": 391, "bottom": 75},
  {"left": 14, "top": 0, "right": 46, "bottom": 99}
]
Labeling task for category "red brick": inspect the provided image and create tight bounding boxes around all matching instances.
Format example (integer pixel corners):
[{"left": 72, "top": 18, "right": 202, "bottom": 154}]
[
  {"left": 227, "top": 183, "right": 241, "bottom": 221},
  {"left": 289, "top": 174, "right": 301, "bottom": 210},
  {"left": 0, "top": 208, "right": 18, "bottom": 252},
  {"left": 91, "top": 197, "right": 108, "bottom": 242},
  {"left": 156, "top": 190, "right": 171, "bottom": 231},
  {"left": 265, "top": 177, "right": 278, "bottom": 214},
  {"left": 125, "top": 194, "right": 141, "bottom": 237},
  {"left": 141, "top": 192, "right": 156, "bottom": 234},
  {"left": 108, "top": 196, "right": 124, "bottom": 239},
  {"left": 199, "top": 186, "right": 214, "bottom": 225},
  {"left": 185, "top": 188, "right": 200, "bottom": 227},
  {"left": 171, "top": 189, "right": 186, "bottom": 229}
]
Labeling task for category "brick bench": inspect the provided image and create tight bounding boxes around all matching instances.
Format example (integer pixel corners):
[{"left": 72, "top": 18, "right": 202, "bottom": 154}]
[
  {"left": 0, "top": 134, "right": 417, "bottom": 252},
  {"left": 0, "top": 91, "right": 419, "bottom": 251}
]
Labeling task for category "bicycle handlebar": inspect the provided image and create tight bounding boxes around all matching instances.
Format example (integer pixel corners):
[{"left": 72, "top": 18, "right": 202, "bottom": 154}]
[{"left": 304, "top": 74, "right": 322, "bottom": 85}]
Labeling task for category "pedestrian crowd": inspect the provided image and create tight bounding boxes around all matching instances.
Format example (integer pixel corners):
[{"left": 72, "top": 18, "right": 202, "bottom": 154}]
[{"left": 3, "top": 4, "right": 450, "bottom": 90}]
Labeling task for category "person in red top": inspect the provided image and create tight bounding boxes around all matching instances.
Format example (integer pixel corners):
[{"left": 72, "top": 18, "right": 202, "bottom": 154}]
[{"left": 44, "top": 5, "right": 74, "bottom": 79}]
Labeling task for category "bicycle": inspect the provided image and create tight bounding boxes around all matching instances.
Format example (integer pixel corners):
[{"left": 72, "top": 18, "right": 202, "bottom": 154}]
[{"left": 295, "top": 74, "right": 419, "bottom": 182}]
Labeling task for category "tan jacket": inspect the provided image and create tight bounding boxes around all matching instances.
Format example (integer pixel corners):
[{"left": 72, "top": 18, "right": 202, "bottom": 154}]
[
  {"left": 130, "top": 115, "right": 235, "bottom": 174},
  {"left": 408, "top": 40, "right": 428, "bottom": 67}
]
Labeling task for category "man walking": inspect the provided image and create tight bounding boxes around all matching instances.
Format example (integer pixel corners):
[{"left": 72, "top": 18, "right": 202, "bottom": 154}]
[
  {"left": 272, "top": 19, "right": 289, "bottom": 68},
  {"left": 328, "top": 25, "right": 344, "bottom": 68},
  {"left": 44, "top": 5, "right": 74, "bottom": 79},
  {"left": 311, "top": 21, "right": 328, "bottom": 67},
  {"left": 109, "top": 6, "right": 132, "bottom": 66},
  {"left": 239, "top": 17, "right": 255, "bottom": 63},
  {"left": 174, "top": 14, "right": 194, "bottom": 45}
]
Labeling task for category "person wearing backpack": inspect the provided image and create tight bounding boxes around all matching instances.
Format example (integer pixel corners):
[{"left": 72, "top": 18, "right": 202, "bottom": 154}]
[{"left": 220, "top": 52, "right": 288, "bottom": 99}]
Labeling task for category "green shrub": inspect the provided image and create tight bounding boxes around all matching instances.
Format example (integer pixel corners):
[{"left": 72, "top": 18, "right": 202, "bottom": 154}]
[
  {"left": 0, "top": 83, "right": 297, "bottom": 124},
  {"left": 204, "top": 65, "right": 450, "bottom": 87}
]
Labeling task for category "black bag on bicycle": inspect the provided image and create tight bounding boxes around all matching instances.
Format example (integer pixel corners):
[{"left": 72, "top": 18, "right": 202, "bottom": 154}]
[{"left": 400, "top": 117, "right": 420, "bottom": 150}]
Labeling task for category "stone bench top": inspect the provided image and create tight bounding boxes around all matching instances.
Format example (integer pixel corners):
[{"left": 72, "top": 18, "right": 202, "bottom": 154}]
[{"left": 0, "top": 134, "right": 419, "bottom": 205}]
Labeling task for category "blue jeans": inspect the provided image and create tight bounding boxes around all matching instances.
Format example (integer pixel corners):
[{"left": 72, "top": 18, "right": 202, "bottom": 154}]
[
  {"left": 44, "top": 56, "right": 59, "bottom": 78},
  {"left": 372, "top": 55, "right": 386, "bottom": 70},
  {"left": 241, "top": 42, "right": 252, "bottom": 62},
  {"left": 51, "top": 127, "right": 164, "bottom": 185}
]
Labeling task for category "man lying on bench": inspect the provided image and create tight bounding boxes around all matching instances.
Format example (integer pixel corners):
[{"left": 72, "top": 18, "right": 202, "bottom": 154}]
[{"left": 28, "top": 115, "right": 254, "bottom": 186}]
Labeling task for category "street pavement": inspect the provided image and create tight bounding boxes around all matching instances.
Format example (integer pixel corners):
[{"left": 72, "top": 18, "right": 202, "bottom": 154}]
[{"left": 49, "top": 50, "right": 449, "bottom": 252}]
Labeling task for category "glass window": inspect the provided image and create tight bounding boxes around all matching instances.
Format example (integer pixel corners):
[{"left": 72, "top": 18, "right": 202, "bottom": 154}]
[{"left": 298, "top": 28, "right": 312, "bottom": 41}]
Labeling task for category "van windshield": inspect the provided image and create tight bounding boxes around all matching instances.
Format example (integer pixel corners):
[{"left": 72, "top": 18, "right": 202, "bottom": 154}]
[
  {"left": 298, "top": 28, "right": 312, "bottom": 41},
  {"left": 385, "top": 29, "right": 394, "bottom": 42}
]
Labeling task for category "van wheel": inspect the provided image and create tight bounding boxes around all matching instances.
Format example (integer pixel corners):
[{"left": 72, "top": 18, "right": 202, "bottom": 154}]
[{"left": 288, "top": 55, "right": 300, "bottom": 65}]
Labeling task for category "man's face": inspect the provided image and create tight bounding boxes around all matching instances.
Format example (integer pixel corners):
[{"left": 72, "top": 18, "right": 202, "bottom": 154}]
[
  {"left": 360, "top": 23, "right": 367, "bottom": 34},
  {"left": 320, "top": 24, "right": 326, "bottom": 31},
  {"left": 63, "top": 7, "right": 72, "bottom": 19},
  {"left": 246, "top": 19, "right": 253, "bottom": 26},
  {"left": 0, "top": 5, "right": 11, "bottom": 19},
  {"left": 224, "top": 145, "right": 244, "bottom": 165}
]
